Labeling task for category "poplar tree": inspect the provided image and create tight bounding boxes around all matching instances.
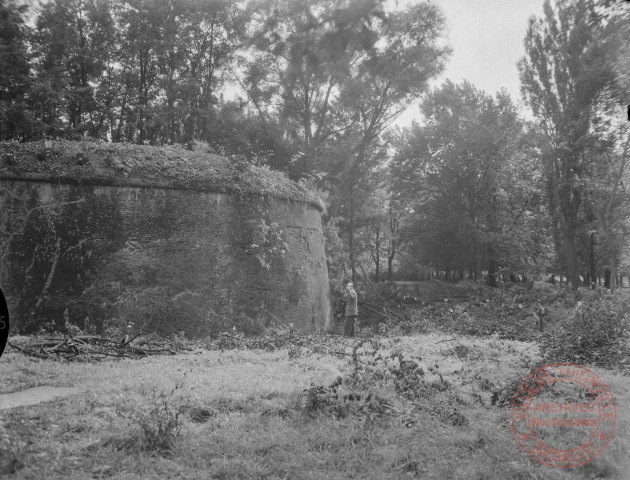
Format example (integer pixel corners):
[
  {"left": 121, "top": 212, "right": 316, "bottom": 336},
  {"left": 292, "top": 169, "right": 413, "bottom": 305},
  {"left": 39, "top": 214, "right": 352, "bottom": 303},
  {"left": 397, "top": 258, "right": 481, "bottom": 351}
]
[
  {"left": 0, "top": 0, "right": 32, "bottom": 139},
  {"left": 519, "top": 0, "right": 614, "bottom": 289}
]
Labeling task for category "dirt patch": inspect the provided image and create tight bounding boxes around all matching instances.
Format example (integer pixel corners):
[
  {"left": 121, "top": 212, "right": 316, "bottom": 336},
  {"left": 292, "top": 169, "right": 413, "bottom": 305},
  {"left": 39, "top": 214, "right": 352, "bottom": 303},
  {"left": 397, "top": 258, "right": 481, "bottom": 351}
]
[{"left": 0, "top": 386, "right": 82, "bottom": 410}]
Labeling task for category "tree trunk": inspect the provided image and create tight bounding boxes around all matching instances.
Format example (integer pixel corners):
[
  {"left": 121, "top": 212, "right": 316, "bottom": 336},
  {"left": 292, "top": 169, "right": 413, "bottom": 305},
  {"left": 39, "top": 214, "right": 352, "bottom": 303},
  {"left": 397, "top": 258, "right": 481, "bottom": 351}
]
[
  {"left": 374, "top": 227, "right": 380, "bottom": 283},
  {"left": 563, "top": 219, "right": 580, "bottom": 290},
  {"left": 0, "top": 89, "right": 3, "bottom": 139},
  {"left": 348, "top": 189, "right": 356, "bottom": 284},
  {"left": 472, "top": 239, "right": 480, "bottom": 281},
  {"left": 589, "top": 233, "right": 596, "bottom": 289},
  {"left": 609, "top": 254, "right": 617, "bottom": 293},
  {"left": 487, "top": 192, "right": 500, "bottom": 288},
  {"left": 387, "top": 209, "right": 399, "bottom": 282},
  {"left": 488, "top": 247, "right": 497, "bottom": 288}
]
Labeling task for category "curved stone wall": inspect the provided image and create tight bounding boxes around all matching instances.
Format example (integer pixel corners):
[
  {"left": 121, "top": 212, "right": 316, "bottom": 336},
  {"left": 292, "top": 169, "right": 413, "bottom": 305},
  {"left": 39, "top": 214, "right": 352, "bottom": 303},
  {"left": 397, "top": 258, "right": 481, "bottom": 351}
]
[{"left": 0, "top": 178, "right": 331, "bottom": 336}]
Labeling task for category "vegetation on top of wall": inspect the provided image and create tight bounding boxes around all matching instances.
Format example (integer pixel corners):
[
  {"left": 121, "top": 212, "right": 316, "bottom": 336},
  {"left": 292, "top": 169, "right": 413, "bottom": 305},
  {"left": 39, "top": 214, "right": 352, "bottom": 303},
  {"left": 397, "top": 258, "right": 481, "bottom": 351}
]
[{"left": 0, "top": 140, "right": 323, "bottom": 210}]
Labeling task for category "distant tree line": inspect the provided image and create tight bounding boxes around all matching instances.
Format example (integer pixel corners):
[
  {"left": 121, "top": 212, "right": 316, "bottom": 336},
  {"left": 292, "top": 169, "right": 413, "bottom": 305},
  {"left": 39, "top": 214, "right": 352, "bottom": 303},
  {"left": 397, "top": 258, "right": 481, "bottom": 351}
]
[
  {"left": 1, "top": 0, "right": 628, "bottom": 292},
  {"left": 391, "top": 0, "right": 629, "bottom": 291}
]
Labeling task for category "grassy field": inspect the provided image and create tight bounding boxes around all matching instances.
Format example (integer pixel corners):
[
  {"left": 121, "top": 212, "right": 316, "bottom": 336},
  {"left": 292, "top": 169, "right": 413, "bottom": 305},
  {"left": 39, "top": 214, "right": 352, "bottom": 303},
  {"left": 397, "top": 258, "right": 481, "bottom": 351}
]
[{"left": 1, "top": 327, "right": 629, "bottom": 480}]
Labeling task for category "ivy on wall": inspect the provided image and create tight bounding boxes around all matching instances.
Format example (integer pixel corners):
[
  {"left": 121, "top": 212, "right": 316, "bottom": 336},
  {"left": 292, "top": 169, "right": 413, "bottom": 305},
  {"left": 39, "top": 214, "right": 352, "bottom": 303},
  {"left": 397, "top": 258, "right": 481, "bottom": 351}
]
[
  {"left": 246, "top": 206, "right": 288, "bottom": 271},
  {"left": 1, "top": 186, "right": 126, "bottom": 333}
]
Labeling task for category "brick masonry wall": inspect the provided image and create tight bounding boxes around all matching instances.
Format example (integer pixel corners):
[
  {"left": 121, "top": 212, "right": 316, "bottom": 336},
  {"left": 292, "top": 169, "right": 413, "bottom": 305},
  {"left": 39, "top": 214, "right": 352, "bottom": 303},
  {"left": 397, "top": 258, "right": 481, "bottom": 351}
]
[{"left": 0, "top": 179, "right": 331, "bottom": 336}]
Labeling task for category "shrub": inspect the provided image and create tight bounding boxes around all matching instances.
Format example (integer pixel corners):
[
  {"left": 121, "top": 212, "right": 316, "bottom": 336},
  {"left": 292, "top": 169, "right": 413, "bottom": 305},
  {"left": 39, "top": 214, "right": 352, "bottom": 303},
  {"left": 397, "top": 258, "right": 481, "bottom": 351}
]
[
  {"left": 300, "top": 376, "right": 392, "bottom": 420},
  {"left": 540, "top": 293, "right": 630, "bottom": 369}
]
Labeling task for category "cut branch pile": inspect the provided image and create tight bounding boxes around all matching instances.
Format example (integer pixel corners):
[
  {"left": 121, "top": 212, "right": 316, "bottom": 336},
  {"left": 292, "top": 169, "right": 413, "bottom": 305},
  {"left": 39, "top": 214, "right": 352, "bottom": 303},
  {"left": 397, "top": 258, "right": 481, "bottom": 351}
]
[
  {"left": 358, "top": 300, "right": 407, "bottom": 323},
  {"left": 8, "top": 333, "right": 182, "bottom": 361}
]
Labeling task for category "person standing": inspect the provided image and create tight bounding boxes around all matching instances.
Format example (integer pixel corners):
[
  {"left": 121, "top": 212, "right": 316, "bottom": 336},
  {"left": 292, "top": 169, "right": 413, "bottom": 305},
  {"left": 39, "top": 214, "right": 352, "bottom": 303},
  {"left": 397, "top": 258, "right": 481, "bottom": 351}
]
[{"left": 343, "top": 282, "right": 358, "bottom": 337}]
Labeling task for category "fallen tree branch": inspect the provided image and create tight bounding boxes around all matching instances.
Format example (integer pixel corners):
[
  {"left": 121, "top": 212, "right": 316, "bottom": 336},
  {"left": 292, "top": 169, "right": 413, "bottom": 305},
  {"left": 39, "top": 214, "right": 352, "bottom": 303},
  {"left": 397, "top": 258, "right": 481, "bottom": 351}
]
[
  {"left": 8, "top": 334, "right": 183, "bottom": 361},
  {"left": 359, "top": 300, "right": 407, "bottom": 322},
  {"left": 8, "top": 341, "right": 50, "bottom": 359},
  {"left": 358, "top": 302, "right": 388, "bottom": 318},
  {"left": 118, "top": 331, "right": 145, "bottom": 348},
  {"left": 355, "top": 260, "right": 386, "bottom": 302}
]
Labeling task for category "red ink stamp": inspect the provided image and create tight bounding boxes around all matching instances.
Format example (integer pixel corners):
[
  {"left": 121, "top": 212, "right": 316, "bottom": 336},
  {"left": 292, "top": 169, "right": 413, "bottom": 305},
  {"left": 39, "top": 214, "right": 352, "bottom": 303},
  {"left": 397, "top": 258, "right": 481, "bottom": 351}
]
[{"left": 511, "top": 363, "right": 615, "bottom": 468}]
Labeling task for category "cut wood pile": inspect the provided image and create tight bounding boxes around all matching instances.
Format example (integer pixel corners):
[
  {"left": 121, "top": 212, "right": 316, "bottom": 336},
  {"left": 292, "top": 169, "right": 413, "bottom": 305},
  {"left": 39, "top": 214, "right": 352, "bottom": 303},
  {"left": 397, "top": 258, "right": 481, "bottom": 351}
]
[{"left": 8, "top": 334, "right": 184, "bottom": 361}]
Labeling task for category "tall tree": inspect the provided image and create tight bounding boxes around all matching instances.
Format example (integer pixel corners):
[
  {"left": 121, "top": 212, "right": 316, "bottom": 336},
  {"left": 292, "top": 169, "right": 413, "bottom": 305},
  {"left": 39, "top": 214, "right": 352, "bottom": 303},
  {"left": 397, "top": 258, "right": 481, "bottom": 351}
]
[
  {"left": 84, "top": 0, "right": 117, "bottom": 138},
  {"left": 116, "top": 0, "right": 167, "bottom": 143},
  {"left": 593, "top": 1, "right": 630, "bottom": 291},
  {"left": 329, "top": 1, "right": 449, "bottom": 281},
  {"left": 239, "top": 0, "right": 449, "bottom": 282},
  {"left": 519, "top": 0, "right": 614, "bottom": 289},
  {"left": 391, "top": 82, "right": 545, "bottom": 284},
  {"left": 239, "top": 0, "right": 385, "bottom": 175},
  {"left": 587, "top": 90, "right": 630, "bottom": 291},
  {"left": 0, "top": 0, "right": 32, "bottom": 139},
  {"left": 31, "top": 0, "right": 115, "bottom": 137},
  {"left": 156, "top": 0, "right": 245, "bottom": 144}
]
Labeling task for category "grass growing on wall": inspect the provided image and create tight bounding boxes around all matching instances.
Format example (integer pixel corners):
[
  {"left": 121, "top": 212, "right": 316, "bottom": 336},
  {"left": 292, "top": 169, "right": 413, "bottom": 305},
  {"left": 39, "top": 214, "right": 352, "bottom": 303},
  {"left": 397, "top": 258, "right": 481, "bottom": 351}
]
[{"left": 0, "top": 140, "right": 323, "bottom": 209}]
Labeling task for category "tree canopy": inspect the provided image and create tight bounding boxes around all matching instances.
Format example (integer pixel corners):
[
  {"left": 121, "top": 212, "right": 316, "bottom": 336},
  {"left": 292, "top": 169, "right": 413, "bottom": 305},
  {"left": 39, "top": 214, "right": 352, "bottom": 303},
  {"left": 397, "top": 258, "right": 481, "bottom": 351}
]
[{"left": 1, "top": 0, "right": 628, "bottom": 290}]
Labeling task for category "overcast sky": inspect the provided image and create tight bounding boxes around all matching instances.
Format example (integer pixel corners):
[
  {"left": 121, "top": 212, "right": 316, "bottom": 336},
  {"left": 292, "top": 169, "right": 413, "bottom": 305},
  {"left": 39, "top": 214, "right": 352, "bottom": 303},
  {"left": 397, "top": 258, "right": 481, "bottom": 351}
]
[{"left": 393, "top": 0, "right": 545, "bottom": 126}]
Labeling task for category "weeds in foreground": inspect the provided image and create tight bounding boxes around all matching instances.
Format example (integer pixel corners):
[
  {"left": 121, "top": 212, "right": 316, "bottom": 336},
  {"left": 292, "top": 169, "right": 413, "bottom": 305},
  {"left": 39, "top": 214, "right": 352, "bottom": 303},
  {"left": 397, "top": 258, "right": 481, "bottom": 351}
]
[
  {"left": 299, "top": 339, "right": 471, "bottom": 430},
  {"left": 5, "top": 326, "right": 626, "bottom": 480},
  {"left": 115, "top": 380, "right": 185, "bottom": 454},
  {"left": 0, "top": 419, "right": 24, "bottom": 476}
]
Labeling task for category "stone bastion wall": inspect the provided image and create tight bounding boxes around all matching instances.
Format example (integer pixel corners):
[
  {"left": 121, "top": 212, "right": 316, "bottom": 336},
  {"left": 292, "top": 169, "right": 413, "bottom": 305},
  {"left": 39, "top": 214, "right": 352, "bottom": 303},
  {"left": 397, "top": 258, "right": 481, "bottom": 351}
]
[{"left": 0, "top": 144, "right": 331, "bottom": 336}]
